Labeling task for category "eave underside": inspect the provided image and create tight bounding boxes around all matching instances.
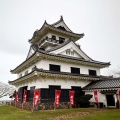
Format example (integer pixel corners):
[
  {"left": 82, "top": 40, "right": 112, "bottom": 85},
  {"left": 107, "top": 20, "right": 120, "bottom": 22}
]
[
  {"left": 9, "top": 68, "right": 104, "bottom": 85},
  {"left": 29, "top": 23, "right": 84, "bottom": 44}
]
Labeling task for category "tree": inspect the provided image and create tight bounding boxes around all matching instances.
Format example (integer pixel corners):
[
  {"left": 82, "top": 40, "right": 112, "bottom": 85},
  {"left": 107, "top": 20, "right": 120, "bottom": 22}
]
[
  {"left": 0, "top": 82, "right": 15, "bottom": 98},
  {"left": 107, "top": 66, "right": 120, "bottom": 78}
]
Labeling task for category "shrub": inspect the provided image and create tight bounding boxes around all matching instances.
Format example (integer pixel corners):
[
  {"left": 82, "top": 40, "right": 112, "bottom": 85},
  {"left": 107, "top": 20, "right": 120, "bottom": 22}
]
[{"left": 77, "top": 94, "right": 93, "bottom": 108}]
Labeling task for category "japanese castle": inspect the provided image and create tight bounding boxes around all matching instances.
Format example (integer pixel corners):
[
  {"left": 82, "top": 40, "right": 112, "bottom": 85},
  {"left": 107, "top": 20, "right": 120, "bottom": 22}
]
[{"left": 9, "top": 16, "right": 120, "bottom": 108}]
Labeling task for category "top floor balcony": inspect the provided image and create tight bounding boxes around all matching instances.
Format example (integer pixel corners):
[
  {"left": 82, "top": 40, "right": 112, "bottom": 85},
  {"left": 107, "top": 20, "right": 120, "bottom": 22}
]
[{"left": 39, "top": 36, "right": 65, "bottom": 48}]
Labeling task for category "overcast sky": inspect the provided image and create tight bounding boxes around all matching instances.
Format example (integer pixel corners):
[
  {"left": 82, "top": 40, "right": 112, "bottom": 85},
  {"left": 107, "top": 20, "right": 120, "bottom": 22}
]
[{"left": 1, "top": 0, "right": 120, "bottom": 83}]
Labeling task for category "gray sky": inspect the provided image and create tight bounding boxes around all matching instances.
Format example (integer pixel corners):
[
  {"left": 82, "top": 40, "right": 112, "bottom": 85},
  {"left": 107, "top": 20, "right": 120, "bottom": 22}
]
[{"left": 1, "top": 0, "right": 120, "bottom": 83}]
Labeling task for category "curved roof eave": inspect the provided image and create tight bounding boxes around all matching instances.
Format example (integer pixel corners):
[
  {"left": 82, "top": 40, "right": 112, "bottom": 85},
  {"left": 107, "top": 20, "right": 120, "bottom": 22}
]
[
  {"left": 11, "top": 48, "right": 110, "bottom": 74},
  {"left": 29, "top": 22, "right": 84, "bottom": 44},
  {"left": 51, "top": 16, "right": 73, "bottom": 32}
]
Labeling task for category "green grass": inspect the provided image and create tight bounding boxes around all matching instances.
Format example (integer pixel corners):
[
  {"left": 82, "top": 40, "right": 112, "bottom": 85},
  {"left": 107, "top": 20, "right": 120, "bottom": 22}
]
[
  {"left": 70, "top": 109, "right": 120, "bottom": 120},
  {"left": 0, "top": 105, "right": 120, "bottom": 120}
]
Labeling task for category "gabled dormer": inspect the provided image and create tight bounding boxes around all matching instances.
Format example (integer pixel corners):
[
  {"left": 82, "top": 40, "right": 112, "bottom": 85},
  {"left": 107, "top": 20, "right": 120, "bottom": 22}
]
[
  {"left": 48, "top": 41, "right": 92, "bottom": 61},
  {"left": 51, "top": 16, "right": 72, "bottom": 32}
]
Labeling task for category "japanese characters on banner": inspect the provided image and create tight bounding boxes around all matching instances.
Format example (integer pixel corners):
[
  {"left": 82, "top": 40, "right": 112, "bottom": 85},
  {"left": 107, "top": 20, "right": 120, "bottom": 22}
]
[
  {"left": 69, "top": 90, "right": 75, "bottom": 105},
  {"left": 118, "top": 90, "right": 120, "bottom": 101},
  {"left": 34, "top": 89, "right": 40, "bottom": 107},
  {"left": 16, "top": 92, "right": 19, "bottom": 102},
  {"left": 94, "top": 90, "right": 98, "bottom": 103},
  {"left": 23, "top": 90, "right": 27, "bottom": 104},
  {"left": 55, "top": 90, "right": 61, "bottom": 105}
]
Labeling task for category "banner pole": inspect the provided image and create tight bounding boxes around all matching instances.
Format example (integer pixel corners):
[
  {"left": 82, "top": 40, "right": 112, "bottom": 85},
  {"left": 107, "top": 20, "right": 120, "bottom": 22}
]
[
  {"left": 22, "top": 103, "right": 23, "bottom": 109},
  {"left": 32, "top": 90, "right": 34, "bottom": 112},
  {"left": 54, "top": 89, "right": 56, "bottom": 110}
]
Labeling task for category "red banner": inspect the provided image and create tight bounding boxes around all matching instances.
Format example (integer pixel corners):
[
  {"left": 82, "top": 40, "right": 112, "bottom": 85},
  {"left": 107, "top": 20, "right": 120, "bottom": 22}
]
[
  {"left": 69, "top": 90, "right": 75, "bottom": 105},
  {"left": 16, "top": 92, "right": 19, "bottom": 102},
  {"left": 23, "top": 90, "right": 27, "bottom": 104},
  {"left": 34, "top": 89, "right": 40, "bottom": 106},
  {"left": 94, "top": 90, "right": 98, "bottom": 103},
  {"left": 55, "top": 90, "right": 61, "bottom": 105},
  {"left": 118, "top": 90, "right": 120, "bottom": 101}
]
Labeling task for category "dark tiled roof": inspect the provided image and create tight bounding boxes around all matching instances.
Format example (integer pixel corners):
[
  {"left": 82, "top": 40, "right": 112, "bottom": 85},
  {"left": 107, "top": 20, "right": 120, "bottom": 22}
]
[
  {"left": 51, "top": 16, "right": 73, "bottom": 32},
  {"left": 9, "top": 67, "right": 108, "bottom": 84},
  {"left": 35, "top": 67, "right": 102, "bottom": 78},
  {"left": 83, "top": 78, "right": 120, "bottom": 90},
  {"left": 11, "top": 43, "right": 110, "bottom": 73}
]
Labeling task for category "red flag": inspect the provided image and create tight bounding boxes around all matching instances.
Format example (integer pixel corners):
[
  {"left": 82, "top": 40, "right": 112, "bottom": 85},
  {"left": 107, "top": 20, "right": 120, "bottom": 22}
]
[
  {"left": 16, "top": 92, "right": 19, "bottom": 102},
  {"left": 34, "top": 89, "right": 40, "bottom": 106},
  {"left": 23, "top": 90, "right": 27, "bottom": 104},
  {"left": 94, "top": 90, "right": 98, "bottom": 103},
  {"left": 55, "top": 90, "right": 61, "bottom": 105},
  {"left": 118, "top": 90, "right": 120, "bottom": 101},
  {"left": 69, "top": 90, "right": 75, "bottom": 105}
]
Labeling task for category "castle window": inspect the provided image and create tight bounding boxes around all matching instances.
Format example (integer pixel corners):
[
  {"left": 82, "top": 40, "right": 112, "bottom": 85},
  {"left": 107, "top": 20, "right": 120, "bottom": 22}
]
[
  {"left": 52, "top": 35, "right": 56, "bottom": 40},
  {"left": 71, "top": 67, "right": 80, "bottom": 74},
  {"left": 66, "top": 50, "right": 70, "bottom": 55},
  {"left": 89, "top": 70, "right": 97, "bottom": 76},
  {"left": 71, "top": 51, "right": 74, "bottom": 56},
  {"left": 49, "top": 64, "right": 60, "bottom": 72},
  {"left": 66, "top": 49, "right": 74, "bottom": 56},
  {"left": 59, "top": 37, "right": 65, "bottom": 44},
  {"left": 25, "top": 71, "right": 28, "bottom": 75}
]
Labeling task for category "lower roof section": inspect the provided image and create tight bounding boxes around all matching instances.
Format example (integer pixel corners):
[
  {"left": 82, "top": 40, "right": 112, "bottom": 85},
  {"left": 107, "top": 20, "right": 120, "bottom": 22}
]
[
  {"left": 9, "top": 67, "right": 108, "bottom": 85},
  {"left": 83, "top": 77, "right": 120, "bottom": 91}
]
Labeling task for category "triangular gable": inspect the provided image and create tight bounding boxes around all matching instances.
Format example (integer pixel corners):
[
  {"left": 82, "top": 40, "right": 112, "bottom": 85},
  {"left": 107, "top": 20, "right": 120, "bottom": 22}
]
[
  {"left": 49, "top": 41, "right": 92, "bottom": 61},
  {"left": 51, "top": 16, "right": 72, "bottom": 32},
  {"left": 26, "top": 46, "right": 35, "bottom": 59}
]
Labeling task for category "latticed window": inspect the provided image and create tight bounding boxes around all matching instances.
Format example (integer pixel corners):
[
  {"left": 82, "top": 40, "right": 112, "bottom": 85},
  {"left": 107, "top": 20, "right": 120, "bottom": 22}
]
[
  {"left": 66, "top": 49, "right": 70, "bottom": 55},
  {"left": 59, "top": 37, "right": 65, "bottom": 44},
  {"left": 52, "top": 35, "right": 56, "bottom": 40}
]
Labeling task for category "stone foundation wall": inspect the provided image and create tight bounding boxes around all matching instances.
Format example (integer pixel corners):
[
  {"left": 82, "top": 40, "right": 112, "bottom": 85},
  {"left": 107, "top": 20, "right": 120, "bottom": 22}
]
[{"left": 10, "top": 101, "right": 72, "bottom": 111}]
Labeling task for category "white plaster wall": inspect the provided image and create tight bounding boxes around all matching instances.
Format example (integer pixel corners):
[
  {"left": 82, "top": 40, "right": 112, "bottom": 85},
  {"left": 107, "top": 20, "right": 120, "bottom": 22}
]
[
  {"left": 40, "top": 77, "right": 90, "bottom": 89},
  {"left": 85, "top": 91, "right": 107, "bottom": 106},
  {"left": 15, "top": 78, "right": 42, "bottom": 90},
  {"left": 85, "top": 91, "right": 117, "bottom": 107},
  {"left": 17, "top": 58, "right": 100, "bottom": 78},
  {"left": 17, "top": 77, "right": 90, "bottom": 90},
  {"left": 17, "top": 60, "right": 43, "bottom": 78},
  {"left": 40, "top": 59, "right": 100, "bottom": 75}
]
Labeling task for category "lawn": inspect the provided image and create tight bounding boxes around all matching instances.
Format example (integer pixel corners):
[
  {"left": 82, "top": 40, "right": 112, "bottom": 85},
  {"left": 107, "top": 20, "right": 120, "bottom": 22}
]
[{"left": 0, "top": 105, "right": 120, "bottom": 120}]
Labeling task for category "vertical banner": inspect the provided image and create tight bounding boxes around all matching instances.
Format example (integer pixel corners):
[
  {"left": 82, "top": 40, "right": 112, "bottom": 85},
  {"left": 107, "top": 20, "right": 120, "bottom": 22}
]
[
  {"left": 34, "top": 89, "right": 40, "bottom": 107},
  {"left": 16, "top": 92, "right": 19, "bottom": 102},
  {"left": 23, "top": 90, "right": 27, "bottom": 104},
  {"left": 94, "top": 90, "right": 98, "bottom": 103},
  {"left": 55, "top": 90, "right": 61, "bottom": 105},
  {"left": 118, "top": 90, "right": 120, "bottom": 101},
  {"left": 69, "top": 90, "right": 75, "bottom": 105}
]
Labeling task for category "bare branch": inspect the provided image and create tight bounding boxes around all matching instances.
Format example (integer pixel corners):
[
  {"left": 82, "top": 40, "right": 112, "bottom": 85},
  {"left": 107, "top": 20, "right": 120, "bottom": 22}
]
[{"left": 0, "top": 82, "right": 15, "bottom": 98}]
